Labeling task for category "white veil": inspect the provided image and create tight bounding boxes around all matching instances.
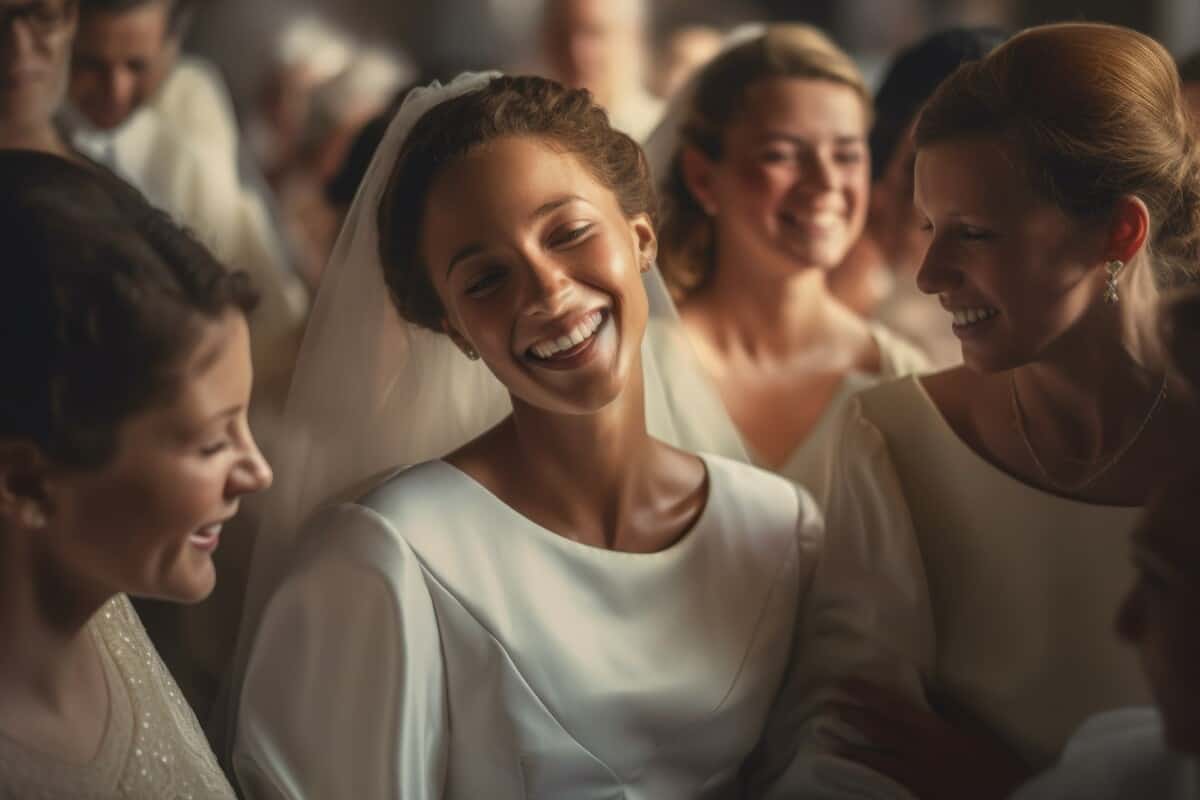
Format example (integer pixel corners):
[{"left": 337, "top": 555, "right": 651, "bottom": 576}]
[{"left": 226, "top": 71, "right": 747, "bottom": 753}]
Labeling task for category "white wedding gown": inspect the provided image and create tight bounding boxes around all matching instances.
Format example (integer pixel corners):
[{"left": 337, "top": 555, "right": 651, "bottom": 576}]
[{"left": 234, "top": 453, "right": 915, "bottom": 799}]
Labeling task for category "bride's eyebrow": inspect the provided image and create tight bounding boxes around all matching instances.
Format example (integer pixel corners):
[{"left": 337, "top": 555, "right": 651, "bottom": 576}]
[{"left": 530, "top": 194, "right": 587, "bottom": 220}]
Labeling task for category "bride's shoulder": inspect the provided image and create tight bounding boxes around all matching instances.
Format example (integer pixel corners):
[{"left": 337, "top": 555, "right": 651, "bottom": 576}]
[
  {"left": 294, "top": 460, "right": 480, "bottom": 556},
  {"left": 699, "top": 453, "right": 821, "bottom": 536}
]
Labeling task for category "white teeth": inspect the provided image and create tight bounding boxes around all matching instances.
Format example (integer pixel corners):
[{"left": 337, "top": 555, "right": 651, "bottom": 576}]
[
  {"left": 530, "top": 311, "right": 605, "bottom": 359},
  {"left": 952, "top": 307, "right": 998, "bottom": 326}
]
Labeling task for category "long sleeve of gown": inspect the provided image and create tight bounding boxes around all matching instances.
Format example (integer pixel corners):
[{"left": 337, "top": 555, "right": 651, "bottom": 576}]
[
  {"left": 745, "top": 400, "right": 936, "bottom": 798},
  {"left": 234, "top": 503, "right": 447, "bottom": 799}
]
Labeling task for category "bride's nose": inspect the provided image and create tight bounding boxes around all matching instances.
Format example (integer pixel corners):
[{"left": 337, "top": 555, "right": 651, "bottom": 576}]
[{"left": 521, "top": 255, "right": 574, "bottom": 317}]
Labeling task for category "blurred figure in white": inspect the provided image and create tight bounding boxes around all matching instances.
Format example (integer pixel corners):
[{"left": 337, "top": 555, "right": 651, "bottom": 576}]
[
  {"left": 540, "top": 0, "right": 662, "bottom": 140},
  {"left": 651, "top": 24, "right": 722, "bottom": 101},
  {"left": 245, "top": 13, "right": 351, "bottom": 186},
  {"left": 0, "top": 0, "right": 77, "bottom": 155},
  {"left": 272, "top": 43, "right": 413, "bottom": 286},
  {"left": 67, "top": 0, "right": 308, "bottom": 396}
]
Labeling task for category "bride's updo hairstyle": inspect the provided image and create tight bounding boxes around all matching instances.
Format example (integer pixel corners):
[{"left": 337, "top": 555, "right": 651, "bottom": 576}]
[
  {"left": 916, "top": 22, "right": 1200, "bottom": 287},
  {"left": 0, "top": 152, "right": 256, "bottom": 469},
  {"left": 378, "top": 75, "right": 656, "bottom": 332},
  {"left": 657, "top": 25, "right": 871, "bottom": 298}
]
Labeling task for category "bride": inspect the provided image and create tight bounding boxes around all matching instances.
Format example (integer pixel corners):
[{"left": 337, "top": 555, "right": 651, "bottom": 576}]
[{"left": 232, "top": 74, "right": 924, "bottom": 799}]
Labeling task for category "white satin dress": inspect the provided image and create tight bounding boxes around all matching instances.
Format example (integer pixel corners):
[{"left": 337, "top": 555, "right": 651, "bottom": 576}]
[{"left": 236, "top": 453, "right": 861, "bottom": 799}]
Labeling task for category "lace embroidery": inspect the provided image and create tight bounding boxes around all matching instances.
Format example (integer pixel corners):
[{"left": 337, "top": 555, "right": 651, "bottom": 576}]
[{"left": 0, "top": 595, "right": 235, "bottom": 799}]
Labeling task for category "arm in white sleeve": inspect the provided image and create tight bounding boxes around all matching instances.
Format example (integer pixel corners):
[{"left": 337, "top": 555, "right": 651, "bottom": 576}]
[
  {"left": 745, "top": 399, "right": 936, "bottom": 798},
  {"left": 234, "top": 503, "right": 447, "bottom": 800}
]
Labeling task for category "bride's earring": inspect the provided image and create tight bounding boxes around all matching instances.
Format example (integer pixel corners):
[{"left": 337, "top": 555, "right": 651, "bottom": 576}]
[
  {"left": 1104, "top": 259, "right": 1124, "bottom": 304},
  {"left": 463, "top": 346, "right": 480, "bottom": 361}
]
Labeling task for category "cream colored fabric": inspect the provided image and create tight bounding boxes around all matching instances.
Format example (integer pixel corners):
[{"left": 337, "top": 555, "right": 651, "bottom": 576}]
[
  {"left": 826, "top": 375, "right": 1151, "bottom": 768},
  {"left": 1012, "top": 708, "right": 1198, "bottom": 799},
  {"left": 0, "top": 595, "right": 235, "bottom": 799},
  {"left": 765, "top": 323, "right": 930, "bottom": 507},
  {"left": 235, "top": 453, "right": 922, "bottom": 799},
  {"left": 607, "top": 85, "right": 665, "bottom": 142}
]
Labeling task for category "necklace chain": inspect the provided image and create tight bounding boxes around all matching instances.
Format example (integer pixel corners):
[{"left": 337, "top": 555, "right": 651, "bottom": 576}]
[{"left": 1009, "top": 373, "right": 1168, "bottom": 494}]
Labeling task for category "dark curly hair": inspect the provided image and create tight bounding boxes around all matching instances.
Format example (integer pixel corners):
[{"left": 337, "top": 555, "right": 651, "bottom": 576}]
[
  {"left": 377, "top": 75, "right": 656, "bottom": 332},
  {"left": 0, "top": 151, "right": 257, "bottom": 469}
]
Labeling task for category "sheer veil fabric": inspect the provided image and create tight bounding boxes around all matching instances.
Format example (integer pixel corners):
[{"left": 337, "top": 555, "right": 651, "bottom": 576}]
[{"left": 226, "top": 72, "right": 748, "bottom": 757}]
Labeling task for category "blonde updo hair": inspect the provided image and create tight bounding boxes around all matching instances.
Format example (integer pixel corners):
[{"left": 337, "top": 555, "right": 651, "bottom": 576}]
[
  {"left": 658, "top": 25, "right": 871, "bottom": 299},
  {"left": 916, "top": 22, "right": 1200, "bottom": 287}
]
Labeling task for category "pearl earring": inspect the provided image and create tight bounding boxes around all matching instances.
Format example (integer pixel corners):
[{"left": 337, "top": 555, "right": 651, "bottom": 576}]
[
  {"left": 1104, "top": 260, "right": 1124, "bottom": 304},
  {"left": 463, "top": 346, "right": 480, "bottom": 361}
]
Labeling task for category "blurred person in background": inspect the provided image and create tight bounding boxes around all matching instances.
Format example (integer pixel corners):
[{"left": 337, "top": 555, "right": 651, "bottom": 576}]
[
  {"left": 274, "top": 46, "right": 412, "bottom": 285},
  {"left": 245, "top": 12, "right": 350, "bottom": 187},
  {"left": 540, "top": 0, "right": 662, "bottom": 140},
  {"left": 653, "top": 24, "right": 928, "bottom": 503},
  {"left": 67, "top": 0, "right": 308, "bottom": 396},
  {"left": 829, "top": 26, "right": 1007, "bottom": 369},
  {"left": 0, "top": 0, "right": 77, "bottom": 155},
  {"left": 650, "top": 23, "right": 723, "bottom": 101}
]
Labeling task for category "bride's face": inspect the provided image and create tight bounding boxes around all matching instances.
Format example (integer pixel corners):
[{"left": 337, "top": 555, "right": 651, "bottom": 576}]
[{"left": 422, "top": 135, "right": 656, "bottom": 414}]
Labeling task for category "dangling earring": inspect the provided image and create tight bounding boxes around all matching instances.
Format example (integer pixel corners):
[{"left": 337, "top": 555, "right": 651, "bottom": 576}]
[{"left": 1104, "top": 259, "right": 1124, "bottom": 304}]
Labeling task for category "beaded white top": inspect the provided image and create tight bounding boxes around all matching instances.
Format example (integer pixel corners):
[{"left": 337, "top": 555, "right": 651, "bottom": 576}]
[{"left": 0, "top": 594, "right": 235, "bottom": 800}]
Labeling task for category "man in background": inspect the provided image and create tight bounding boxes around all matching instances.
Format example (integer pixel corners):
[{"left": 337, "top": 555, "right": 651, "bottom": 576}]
[{"left": 540, "top": 0, "right": 663, "bottom": 140}]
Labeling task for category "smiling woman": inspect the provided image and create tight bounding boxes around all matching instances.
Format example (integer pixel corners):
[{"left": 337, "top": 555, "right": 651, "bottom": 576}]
[
  {"left": 0, "top": 151, "right": 271, "bottom": 798},
  {"left": 650, "top": 25, "right": 929, "bottom": 503},
  {"left": 228, "top": 74, "right": 903, "bottom": 799},
  {"left": 821, "top": 22, "right": 1200, "bottom": 800}
]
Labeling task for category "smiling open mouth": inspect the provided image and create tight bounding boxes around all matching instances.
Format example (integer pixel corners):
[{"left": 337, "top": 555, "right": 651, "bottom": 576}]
[
  {"left": 527, "top": 309, "right": 607, "bottom": 362},
  {"left": 951, "top": 306, "right": 999, "bottom": 327},
  {"left": 189, "top": 523, "right": 223, "bottom": 552}
]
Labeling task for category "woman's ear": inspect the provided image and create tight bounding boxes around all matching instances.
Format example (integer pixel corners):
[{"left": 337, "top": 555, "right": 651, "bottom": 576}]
[
  {"left": 1105, "top": 195, "right": 1151, "bottom": 264},
  {"left": 680, "top": 145, "right": 719, "bottom": 217},
  {"left": 629, "top": 213, "right": 658, "bottom": 272},
  {"left": 0, "top": 441, "right": 54, "bottom": 530}
]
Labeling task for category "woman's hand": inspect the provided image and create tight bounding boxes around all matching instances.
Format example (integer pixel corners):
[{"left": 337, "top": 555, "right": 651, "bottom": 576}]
[{"left": 828, "top": 678, "right": 1033, "bottom": 800}]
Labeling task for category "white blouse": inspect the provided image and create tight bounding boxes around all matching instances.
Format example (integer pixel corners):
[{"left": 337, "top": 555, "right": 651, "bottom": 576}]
[
  {"left": 826, "top": 375, "right": 1151, "bottom": 767},
  {"left": 0, "top": 595, "right": 236, "bottom": 800},
  {"left": 235, "top": 453, "right": 920, "bottom": 799}
]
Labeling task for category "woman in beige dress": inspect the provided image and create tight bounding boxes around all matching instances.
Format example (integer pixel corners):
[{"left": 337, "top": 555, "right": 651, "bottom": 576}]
[
  {"left": 823, "top": 23, "right": 1200, "bottom": 799},
  {"left": 0, "top": 152, "right": 272, "bottom": 798}
]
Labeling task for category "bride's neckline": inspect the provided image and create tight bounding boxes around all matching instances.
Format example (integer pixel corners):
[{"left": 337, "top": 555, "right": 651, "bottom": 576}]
[{"left": 431, "top": 456, "right": 716, "bottom": 561}]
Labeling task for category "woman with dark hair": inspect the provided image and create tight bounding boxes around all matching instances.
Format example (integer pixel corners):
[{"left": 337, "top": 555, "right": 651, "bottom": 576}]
[
  {"left": 0, "top": 152, "right": 272, "bottom": 797},
  {"left": 232, "top": 73, "right": 908, "bottom": 799},
  {"left": 823, "top": 22, "right": 1200, "bottom": 799}
]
